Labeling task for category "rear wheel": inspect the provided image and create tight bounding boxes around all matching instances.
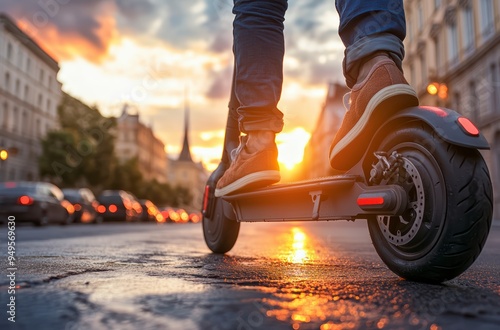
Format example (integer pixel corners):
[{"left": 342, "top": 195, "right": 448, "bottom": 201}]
[{"left": 368, "top": 123, "right": 493, "bottom": 282}]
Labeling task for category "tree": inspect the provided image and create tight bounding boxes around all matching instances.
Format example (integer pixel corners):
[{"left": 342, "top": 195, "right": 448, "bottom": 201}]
[
  {"left": 39, "top": 93, "right": 117, "bottom": 189},
  {"left": 39, "top": 131, "right": 82, "bottom": 187}
]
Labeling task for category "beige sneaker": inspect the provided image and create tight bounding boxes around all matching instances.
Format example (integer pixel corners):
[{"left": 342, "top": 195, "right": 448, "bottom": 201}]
[
  {"left": 329, "top": 59, "right": 419, "bottom": 171},
  {"left": 215, "top": 136, "right": 280, "bottom": 197}
]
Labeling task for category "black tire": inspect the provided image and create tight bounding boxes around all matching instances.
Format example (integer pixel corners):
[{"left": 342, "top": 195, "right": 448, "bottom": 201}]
[
  {"left": 202, "top": 196, "right": 240, "bottom": 254},
  {"left": 368, "top": 123, "right": 493, "bottom": 283}
]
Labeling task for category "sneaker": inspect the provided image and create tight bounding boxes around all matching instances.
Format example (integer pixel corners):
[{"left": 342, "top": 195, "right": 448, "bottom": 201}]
[
  {"left": 215, "top": 136, "right": 280, "bottom": 197},
  {"left": 329, "top": 58, "right": 419, "bottom": 171}
]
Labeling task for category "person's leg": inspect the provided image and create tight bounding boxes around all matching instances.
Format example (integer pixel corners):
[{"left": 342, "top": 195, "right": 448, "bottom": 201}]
[
  {"left": 330, "top": 0, "right": 419, "bottom": 171},
  {"left": 335, "top": 0, "right": 406, "bottom": 88},
  {"left": 233, "top": 0, "right": 287, "bottom": 134},
  {"left": 215, "top": 0, "right": 287, "bottom": 197}
]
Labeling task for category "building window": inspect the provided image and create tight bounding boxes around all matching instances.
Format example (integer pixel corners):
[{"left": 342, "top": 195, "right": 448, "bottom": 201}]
[
  {"left": 12, "top": 107, "right": 18, "bottom": 132},
  {"left": 24, "top": 85, "right": 30, "bottom": 102},
  {"left": 408, "top": 14, "right": 413, "bottom": 42},
  {"left": 454, "top": 92, "right": 461, "bottom": 113},
  {"left": 36, "top": 119, "right": 41, "bottom": 138},
  {"left": 40, "top": 69, "right": 45, "bottom": 83},
  {"left": 38, "top": 94, "right": 43, "bottom": 108},
  {"left": 7, "top": 42, "right": 12, "bottom": 61},
  {"left": 420, "top": 53, "right": 427, "bottom": 92},
  {"left": 410, "top": 64, "right": 416, "bottom": 89},
  {"left": 480, "top": 0, "right": 494, "bottom": 40},
  {"left": 4, "top": 72, "right": 11, "bottom": 92},
  {"left": 469, "top": 81, "right": 479, "bottom": 122},
  {"left": 462, "top": 4, "right": 475, "bottom": 56},
  {"left": 47, "top": 99, "right": 51, "bottom": 114},
  {"left": 417, "top": 1, "right": 423, "bottom": 32},
  {"left": 26, "top": 58, "right": 31, "bottom": 72},
  {"left": 434, "top": 37, "right": 441, "bottom": 75},
  {"left": 15, "top": 79, "right": 20, "bottom": 97},
  {"left": 2, "top": 103, "right": 8, "bottom": 129},
  {"left": 22, "top": 111, "right": 29, "bottom": 135},
  {"left": 447, "top": 21, "right": 459, "bottom": 67},
  {"left": 491, "top": 63, "right": 499, "bottom": 113}
]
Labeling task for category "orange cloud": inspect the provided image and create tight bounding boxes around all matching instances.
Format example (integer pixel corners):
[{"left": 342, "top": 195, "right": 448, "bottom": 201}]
[{"left": 15, "top": 10, "right": 119, "bottom": 63}]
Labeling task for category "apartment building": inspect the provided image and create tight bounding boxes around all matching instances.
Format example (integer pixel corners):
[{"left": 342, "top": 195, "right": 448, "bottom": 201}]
[
  {"left": 404, "top": 0, "right": 500, "bottom": 217},
  {"left": 301, "top": 82, "right": 349, "bottom": 180},
  {"left": 0, "top": 13, "right": 62, "bottom": 181},
  {"left": 115, "top": 105, "right": 169, "bottom": 183}
]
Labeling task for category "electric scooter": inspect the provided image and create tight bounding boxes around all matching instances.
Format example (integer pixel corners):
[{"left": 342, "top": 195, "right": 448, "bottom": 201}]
[{"left": 202, "top": 81, "right": 493, "bottom": 283}]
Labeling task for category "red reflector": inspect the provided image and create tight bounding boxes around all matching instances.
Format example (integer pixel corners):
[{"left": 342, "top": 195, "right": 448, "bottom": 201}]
[
  {"left": 420, "top": 106, "right": 448, "bottom": 117},
  {"left": 457, "top": 117, "right": 479, "bottom": 136},
  {"left": 357, "top": 197, "right": 385, "bottom": 206},
  {"left": 18, "top": 195, "right": 33, "bottom": 205},
  {"left": 202, "top": 185, "right": 210, "bottom": 213}
]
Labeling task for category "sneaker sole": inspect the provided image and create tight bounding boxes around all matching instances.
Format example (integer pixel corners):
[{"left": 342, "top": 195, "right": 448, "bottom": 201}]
[
  {"left": 214, "top": 170, "right": 281, "bottom": 197},
  {"left": 329, "top": 84, "right": 419, "bottom": 170}
]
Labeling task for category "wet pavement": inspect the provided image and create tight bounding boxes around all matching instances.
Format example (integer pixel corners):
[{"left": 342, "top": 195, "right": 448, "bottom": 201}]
[{"left": 1, "top": 220, "right": 500, "bottom": 330}]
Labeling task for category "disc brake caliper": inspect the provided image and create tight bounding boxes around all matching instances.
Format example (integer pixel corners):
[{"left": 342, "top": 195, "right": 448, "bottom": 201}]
[{"left": 369, "top": 151, "right": 404, "bottom": 185}]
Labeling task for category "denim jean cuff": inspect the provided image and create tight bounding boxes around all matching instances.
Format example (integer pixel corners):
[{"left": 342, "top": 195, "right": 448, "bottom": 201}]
[
  {"left": 343, "top": 33, "right": 405, "bottom": 88},
  {"left": 239, "top": 117, "right": 284, "bottom": 133}
]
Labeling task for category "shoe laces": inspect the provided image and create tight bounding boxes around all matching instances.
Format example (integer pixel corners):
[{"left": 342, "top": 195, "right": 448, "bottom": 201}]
[
  {"left": 343, "top": 92, "right": 351, "bottom": 111},
  {"left": 230, "top": 135, "right": 248, "bottom": 162}
]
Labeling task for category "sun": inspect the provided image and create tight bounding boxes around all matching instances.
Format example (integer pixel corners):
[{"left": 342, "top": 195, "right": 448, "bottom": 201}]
[{"left": 276, "top": 127, "right": 311, "bottom": 170}]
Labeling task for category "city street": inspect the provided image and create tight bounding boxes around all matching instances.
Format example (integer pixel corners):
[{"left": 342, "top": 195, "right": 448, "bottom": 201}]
[{"left": 1, "top": 220, "right": 500, "bottom": 330}]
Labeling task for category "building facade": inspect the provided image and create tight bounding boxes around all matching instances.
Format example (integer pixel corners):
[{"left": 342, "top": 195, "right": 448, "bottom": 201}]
[
  {"left": 301, "top": 82, "right": 349, "bottom": 179},
  {"left": 404, "top": 0, "right": 500, "bottom": 217},
  {"left": 0, "top": 13, "right": 62, "bottom": 181},
  {"left": 115, "top": 105, "right": 168, "bottom": 183}
]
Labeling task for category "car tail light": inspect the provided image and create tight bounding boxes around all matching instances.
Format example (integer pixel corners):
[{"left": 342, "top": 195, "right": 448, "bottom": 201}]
[
  {"left": 109, "top": 204, "right": 118, "bottom": 213},
  {"left": 97, "top": 205, "right": 106, "bottom": 213},
  {"left": 18, "top": 195, "right": 34, "bottom": 205},
  {"left": 74, "top": 203, "right": 82, "bottom": 211}
]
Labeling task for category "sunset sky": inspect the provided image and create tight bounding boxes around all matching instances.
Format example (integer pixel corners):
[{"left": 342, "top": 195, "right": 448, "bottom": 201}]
[{"left": 0, "top": 0, "right": 346, "bottom": 171}]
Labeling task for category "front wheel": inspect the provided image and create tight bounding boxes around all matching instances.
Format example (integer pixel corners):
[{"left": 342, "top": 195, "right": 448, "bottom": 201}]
[
  {"left": 202, "top": 195, "right": 240, "bottom": 254},
  {"left": 202, "top": 162, "right": 240, "bottom": 254},
  {"left": 368, "top": 123, "right": 493, "bottom": 283}
]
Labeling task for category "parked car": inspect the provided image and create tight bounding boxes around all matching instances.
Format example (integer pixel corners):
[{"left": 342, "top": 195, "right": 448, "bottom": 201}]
[
  {"left": 97, "top": 190, "right": 141, "bottom": 222},
  {"left": 62, "top": 188, "right": 102, "bottom": 224},
  {"left": 139, "top": 199, "right": 165, "bottom": 222},
  {"left": 0, "top": 181, "right": 74, "bottom": 226}
]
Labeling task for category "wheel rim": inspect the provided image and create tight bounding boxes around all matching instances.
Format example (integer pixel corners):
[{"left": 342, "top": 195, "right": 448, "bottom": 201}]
[
  {"left": 375, "top": 142, "right": 446, "bottom": 260},
  {"left": 377, "top": 157, "right": 425, "bottom": 246}
]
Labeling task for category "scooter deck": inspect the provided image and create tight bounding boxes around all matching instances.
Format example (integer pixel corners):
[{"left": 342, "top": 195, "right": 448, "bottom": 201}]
[{"left": 223, "top": 175, "right": 407, "bottom": 222}]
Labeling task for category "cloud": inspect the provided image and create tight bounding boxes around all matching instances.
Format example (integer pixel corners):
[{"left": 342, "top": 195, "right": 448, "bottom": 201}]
[{"left": 0, "top": 0, "right": 119, "bottom": 62}]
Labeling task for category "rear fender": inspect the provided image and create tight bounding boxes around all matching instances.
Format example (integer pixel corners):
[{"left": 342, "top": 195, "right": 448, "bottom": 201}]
[{"left": 379, "top": 106, "right": 489, "bottom": 149}]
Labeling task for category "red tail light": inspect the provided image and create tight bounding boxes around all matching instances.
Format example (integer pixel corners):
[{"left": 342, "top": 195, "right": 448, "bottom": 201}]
[
  {"left": 18, "top": 195, "right": 34, "bottom": 205},
  {"left": 357, "top": 196, "right": 385, "bottom": 206},
  {"left": 202, "top": 185, "right": 210, "bottom": 214},
  {"left": 109, "top": 204, "right": 118, "bottom": 213},
  {"left": 457, "top": 117, "right": 479, "bottom": 136},
  {"left": 74, "top": 203, "right": 82, "bottom": 211},
  {"left": 97, "top": 205, "right": 106, "bottom": 213}
]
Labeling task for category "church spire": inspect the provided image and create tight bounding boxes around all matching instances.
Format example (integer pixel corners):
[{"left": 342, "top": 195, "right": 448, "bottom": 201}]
[{"left": 178, "top": 87, "right": 193, "bottom": 162}]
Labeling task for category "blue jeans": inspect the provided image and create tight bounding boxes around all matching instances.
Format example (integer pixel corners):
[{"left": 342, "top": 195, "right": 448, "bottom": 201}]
[{"left": 232, "top": 0, "right": 406, "bottom": 133}]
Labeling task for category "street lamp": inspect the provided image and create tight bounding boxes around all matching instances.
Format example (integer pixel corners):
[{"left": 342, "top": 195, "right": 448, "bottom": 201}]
[
  {"left": 0, "top": 149, "right": 8, "bottom": 161},
  {"left": 427, "top": 82, "right": 448, "bottom": 100}
]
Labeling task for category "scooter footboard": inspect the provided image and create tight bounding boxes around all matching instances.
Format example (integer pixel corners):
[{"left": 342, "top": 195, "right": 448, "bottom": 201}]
[{"left": 223, "top": 175, "right": 407, "bottom": 222}]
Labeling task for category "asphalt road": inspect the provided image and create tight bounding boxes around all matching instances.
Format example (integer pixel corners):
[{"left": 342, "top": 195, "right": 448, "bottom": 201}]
[{"left": 0, "top": 220, "right": 500, "bottom": 330}]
